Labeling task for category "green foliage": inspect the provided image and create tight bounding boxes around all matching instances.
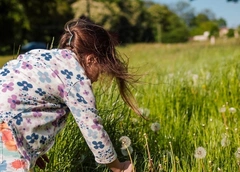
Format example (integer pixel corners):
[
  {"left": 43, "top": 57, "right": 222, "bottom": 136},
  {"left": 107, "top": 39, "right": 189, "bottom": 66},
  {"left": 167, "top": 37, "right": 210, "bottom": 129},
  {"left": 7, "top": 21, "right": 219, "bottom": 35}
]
[
  {"left": 0, "top": 0, "right": 27, "bottom": 54},
  {"left": 227, "top": 28, "right": 235, "bottom": 38},
  {"left": 147, "top": 4, "right": 189, "bottom": 43},
  {"left": 0, "top": 0, "right": 74, "bottom": 54}
]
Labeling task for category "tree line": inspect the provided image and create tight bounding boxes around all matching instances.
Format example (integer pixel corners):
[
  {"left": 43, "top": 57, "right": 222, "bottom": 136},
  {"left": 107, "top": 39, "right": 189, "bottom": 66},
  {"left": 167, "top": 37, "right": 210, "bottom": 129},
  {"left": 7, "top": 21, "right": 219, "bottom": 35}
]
[{"left": 0, "top": 0, "right": 239, "bottom": 54}]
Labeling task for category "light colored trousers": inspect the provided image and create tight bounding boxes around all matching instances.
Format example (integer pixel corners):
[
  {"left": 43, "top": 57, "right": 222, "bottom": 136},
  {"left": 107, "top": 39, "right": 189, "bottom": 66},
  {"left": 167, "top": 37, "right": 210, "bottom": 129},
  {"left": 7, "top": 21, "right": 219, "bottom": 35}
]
[{"left": 0, "top": 122, "right": 28, "bottom": 172}]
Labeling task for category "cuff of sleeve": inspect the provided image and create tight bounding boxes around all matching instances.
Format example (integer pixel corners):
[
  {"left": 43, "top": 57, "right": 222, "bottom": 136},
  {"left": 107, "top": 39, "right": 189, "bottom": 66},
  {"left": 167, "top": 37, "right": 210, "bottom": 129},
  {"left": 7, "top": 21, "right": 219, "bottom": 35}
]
[{"left": 95, "top": 148, "right": 117, "bottom": 164}]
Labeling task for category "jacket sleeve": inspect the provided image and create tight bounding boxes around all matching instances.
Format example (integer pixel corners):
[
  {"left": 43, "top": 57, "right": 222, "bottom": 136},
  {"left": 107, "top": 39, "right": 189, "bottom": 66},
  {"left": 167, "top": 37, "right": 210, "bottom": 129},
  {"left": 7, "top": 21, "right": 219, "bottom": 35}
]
[{"left": 64, "top": 78, "right": 117, "bottom": 164}]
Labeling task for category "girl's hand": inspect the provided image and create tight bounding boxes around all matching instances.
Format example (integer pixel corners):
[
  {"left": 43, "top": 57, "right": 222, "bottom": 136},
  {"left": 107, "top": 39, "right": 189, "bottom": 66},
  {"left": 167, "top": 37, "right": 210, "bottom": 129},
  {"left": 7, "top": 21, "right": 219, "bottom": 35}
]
[
  {"left": 107, "top": 159, "right": 133, "bottom": 172},
  {"left": 36, "top": 154, "right": 49, "bottom": 169},
  {"left": 121, "top": 161, "right": 133, "bottom": 172}
]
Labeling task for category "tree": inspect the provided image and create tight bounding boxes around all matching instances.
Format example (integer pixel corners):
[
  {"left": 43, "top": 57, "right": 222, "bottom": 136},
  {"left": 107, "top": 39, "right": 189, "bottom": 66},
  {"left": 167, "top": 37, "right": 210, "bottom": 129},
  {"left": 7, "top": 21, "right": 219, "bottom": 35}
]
[
  {"left": 18, "top": 0, "right": 74, "bottom": 44},
  {"left": 147, "top": 4, "right": 189, "bottom": 43},
  {"left": 72, "top": 0, "right": 153, "bottom": 43},
  {"left": 0, "top": 0, "right": 27, "bottom": 54},
  {"left": 170, "top": 1, "right": 195, "bottom": 26}
]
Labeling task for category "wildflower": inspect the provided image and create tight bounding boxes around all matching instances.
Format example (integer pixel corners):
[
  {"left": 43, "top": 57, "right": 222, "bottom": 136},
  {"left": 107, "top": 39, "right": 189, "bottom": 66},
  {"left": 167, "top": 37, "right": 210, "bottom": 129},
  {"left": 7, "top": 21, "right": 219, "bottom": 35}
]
[
  {"left": 119, "top": 136, "right": 131, "bottom": 148},
  {"left": 219, "top": 105, "right": 226, "bottom": 113},
  {"left": 150, "top": 122, "right": 160, "bottom": 132},
  {"left": 192, "top": 74, "right": 199, "bottom": 86},
  {"left": 229, "top": 107, "right": 237, "bottom": 114},
  {"left": 121, "top": 146, "right": 133, "bottom": 156},
  {"left": 235, "top": 147, "right": 240, "bottom": 159},
  {"left": 139, "top": 108, "right": 150, "bottom": 118},
  {"left": 221, "top": 136, "right": 230, "bottom": 147},
  {"left": 194, "top": 147, "right": 207, "bottom": 159},
  {"left": 131, "top": 118, "right": 138, "bottom": 124}
]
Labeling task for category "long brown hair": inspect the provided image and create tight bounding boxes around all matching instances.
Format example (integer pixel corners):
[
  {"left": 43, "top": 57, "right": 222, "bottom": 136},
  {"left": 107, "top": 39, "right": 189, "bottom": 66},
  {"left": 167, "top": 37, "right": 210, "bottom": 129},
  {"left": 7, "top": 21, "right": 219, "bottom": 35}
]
[{"left": 58, "top": 18, "right": 141, "bottom": 116}]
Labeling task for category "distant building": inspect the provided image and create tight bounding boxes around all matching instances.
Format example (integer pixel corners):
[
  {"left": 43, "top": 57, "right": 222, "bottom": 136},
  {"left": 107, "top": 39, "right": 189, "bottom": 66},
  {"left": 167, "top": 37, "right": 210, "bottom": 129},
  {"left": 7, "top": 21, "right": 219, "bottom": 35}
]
[
  {"left": 192, "top": 31, "right": 210, "bottom": 41},
  {"left": 219, "top": 27, "right": 229, "bottom": 37}
]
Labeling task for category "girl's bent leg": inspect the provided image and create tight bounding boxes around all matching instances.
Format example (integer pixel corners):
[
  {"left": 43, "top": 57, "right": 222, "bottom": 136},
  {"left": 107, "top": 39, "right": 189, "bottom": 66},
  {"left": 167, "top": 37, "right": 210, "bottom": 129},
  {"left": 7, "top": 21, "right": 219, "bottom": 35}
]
[{"left": 0, "top": 122, "right": 27, "bottom": 172}]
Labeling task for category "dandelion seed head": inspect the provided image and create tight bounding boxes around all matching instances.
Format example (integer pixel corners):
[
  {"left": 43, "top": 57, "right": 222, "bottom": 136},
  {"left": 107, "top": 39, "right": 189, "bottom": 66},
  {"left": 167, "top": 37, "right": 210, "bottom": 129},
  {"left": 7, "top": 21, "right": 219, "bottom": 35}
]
[
  {"left": 139, "top": 107, "right": 150, "bottom": 118},
  {"left": 221, "top": 136, "right": 230, "bottom": 147},
  {"left": 219, "top": 105, "right": 226, "bottom": 113},
  {"left": 150, "top": 122, "right": 160, "bottom": 132},
  {"left": 235, "top": 147, "right": 240, "bottom": 159},
  {"left": 119, "top": 136, "right": 131, "bottom": 148},
  {"left": 131, "top": 118, "right": 138, "bottom": 123},
  {"left": 121, "top": 146, "right": 133, "bottom": 156},
  {"left": 194, "top": 147, "right": 207, "bottom": 159},
  {"left": 229, "top": 107, "right": 237, "bottom": 114}
]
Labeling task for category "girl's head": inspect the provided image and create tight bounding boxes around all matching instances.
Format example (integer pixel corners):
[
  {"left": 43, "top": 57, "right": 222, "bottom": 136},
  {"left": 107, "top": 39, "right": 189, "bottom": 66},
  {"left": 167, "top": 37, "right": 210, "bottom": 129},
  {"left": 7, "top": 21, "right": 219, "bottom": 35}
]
[{"left": 59, "top": 18, "right": 141, "bottom": 116}]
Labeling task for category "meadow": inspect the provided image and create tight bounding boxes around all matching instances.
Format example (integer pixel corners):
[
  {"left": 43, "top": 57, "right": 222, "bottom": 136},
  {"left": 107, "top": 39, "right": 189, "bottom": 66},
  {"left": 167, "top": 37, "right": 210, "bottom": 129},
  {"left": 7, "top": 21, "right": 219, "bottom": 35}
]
[{"left": 1, "top": 39, "right": 240, "bottom": 171}]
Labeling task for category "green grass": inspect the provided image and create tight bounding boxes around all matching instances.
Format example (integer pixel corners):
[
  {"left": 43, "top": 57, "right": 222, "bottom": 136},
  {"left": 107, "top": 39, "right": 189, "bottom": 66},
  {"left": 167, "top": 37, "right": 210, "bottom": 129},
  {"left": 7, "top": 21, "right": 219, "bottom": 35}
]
[{"left": 1, "top": 38, "right": 240, "bottom": 171}]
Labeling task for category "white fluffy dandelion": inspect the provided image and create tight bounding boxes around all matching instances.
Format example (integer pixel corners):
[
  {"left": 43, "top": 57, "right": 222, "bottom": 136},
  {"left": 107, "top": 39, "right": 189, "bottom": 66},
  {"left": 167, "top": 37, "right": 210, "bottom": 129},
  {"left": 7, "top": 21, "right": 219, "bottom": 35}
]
[
  {"left": 235, "top": 147, "right": 240, "bottom": 159},
  {"left": 121, "top": 146, "right": 133, "bottom": 156},
  {"left": 221, "top": 136, "right": 230, "bottom": 147},
  {"left": 150, "top": 122, "right": 160, "bottom": 132},
  {"left": 194, "top": 147, "right": 207, "bottom": 159},
  {"left": 229, "top": 107, "right": 237, "bottom": 114},
  {"left": 139, "top": 108, "right": 150, "bottom": 118},
  {"left": 219, "top": 105, "right": 226, "bottom": 113},
  {"left": 119, "top": 136, "right": 131, "bottom": 148}
]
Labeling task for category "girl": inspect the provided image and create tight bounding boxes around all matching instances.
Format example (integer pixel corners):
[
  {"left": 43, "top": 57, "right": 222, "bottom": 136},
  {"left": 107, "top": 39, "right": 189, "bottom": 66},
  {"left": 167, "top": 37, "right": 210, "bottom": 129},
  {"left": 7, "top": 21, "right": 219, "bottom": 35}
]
[{"left": 0, "top": 18, "right": 139, "bottom": 171}]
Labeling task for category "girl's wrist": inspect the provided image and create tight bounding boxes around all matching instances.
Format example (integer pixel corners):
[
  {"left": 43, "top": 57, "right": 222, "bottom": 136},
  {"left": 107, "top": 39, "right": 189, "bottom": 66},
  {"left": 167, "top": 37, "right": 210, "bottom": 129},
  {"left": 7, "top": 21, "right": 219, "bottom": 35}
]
[{"left": 106, "top": 158, "right": 124, "bottom": 172}]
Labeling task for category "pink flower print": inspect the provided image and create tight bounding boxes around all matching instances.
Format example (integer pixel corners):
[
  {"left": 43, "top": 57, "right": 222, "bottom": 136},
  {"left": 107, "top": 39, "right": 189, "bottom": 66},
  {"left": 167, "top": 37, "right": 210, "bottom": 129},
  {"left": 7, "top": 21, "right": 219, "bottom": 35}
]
[
  {"left": 2, "top": 82, "right": 14, "bottom": 92},
  {"left": 33, "top": 111, "right": 42, "bottom": 118},
  {"left": 14, "top": 70, "right": 20, "bottom": 74},
  {"left": 22, "top": 62, "right": 33, "bottom": 70},
  {"left": 32, "top": 108, "right": 43, "bottom": 118},
  {"left": 91, "top": 119, "right": 102, "bottom": 130},
  {"left": 8, "top": 95, "right": 20, "bottom": 109},
  {"left": 83, "top": 90, "right": 89, "bottom": 95},
  {"left": 58, "top": 84, "right": 67, "bottom": 98},
  {"left": 52, "top": 70, "right": 59, "bottom": 78},
  {"left": 61, "top": 50, "right": 72, "bottom": 59},
  {"left": 18, "top": 55, "right": 23, "bottom": 59},
  {"left": 26, "top": 118, "right": 32, "bottom": 124},
  {"left": 56, "top": 109, "right": 65, "bottom": 116}
]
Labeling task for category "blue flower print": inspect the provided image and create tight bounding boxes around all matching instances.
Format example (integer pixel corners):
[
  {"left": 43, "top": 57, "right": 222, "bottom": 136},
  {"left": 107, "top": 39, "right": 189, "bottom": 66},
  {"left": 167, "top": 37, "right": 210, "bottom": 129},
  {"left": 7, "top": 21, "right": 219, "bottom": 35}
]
[
  {"left": 71, "top": 106, "right": 81, "bottom": 117},
  {"left": 76, "top": 93, "right": 87, "bottom": 104},
  {"left": 61, "top": 69, "right": 73, "bottom": 79},
  {"left": 92, "top": 141, "right": 105, "bottom": 149},
  {"left": 40, "top": 135, "right": 47, "bottom": 144},
  {"left": 0, "top": 160, "right": 7, "bottom": 170},
  {"left": 26, "top": 133, "right": 39, "bottom": 144},
  {"left": 38, "top": 71, "right": 51, "bottom": 83},
  {"left": 41, "top": 53, "right": 52, "bottom": 61},
  {"left": 0, "top": 68, "right": 10, "bottom": 76},
  {"left": 76, "top": 74, "right": 84, "bottom": 81},
  {"left": 88, "top": 129, "right": 98, "bottom": 139},
  {"left": 13, "top": 113, "right": 23, "bottom": 125},
  {"left": 35, "top": 88, "right": 46, "bottom": 96},
  {"left": 17, "top": 81, "right": 33, "bottom": 91}
]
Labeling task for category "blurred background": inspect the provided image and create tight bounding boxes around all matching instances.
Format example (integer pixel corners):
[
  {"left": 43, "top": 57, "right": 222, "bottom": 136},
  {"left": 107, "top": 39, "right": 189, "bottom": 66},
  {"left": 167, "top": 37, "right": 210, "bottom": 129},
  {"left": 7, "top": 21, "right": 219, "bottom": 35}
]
[{"left": 0, "top": 0, "right": 239, "bottom": 54}]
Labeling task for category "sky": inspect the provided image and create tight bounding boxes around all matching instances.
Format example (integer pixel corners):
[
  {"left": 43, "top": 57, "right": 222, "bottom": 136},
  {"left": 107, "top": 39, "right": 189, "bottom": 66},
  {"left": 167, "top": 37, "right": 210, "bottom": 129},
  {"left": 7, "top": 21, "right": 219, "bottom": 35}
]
[{"left": 153, "top": 0, "right": 240, "bottom": 28}]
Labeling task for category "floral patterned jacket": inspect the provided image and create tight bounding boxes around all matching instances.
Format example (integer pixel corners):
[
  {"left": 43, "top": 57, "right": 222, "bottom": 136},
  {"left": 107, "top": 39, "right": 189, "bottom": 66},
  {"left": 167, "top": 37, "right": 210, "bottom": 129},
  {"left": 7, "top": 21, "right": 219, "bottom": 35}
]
[{"left": 0, "top": 49, "right": 117, "bottom": 170}]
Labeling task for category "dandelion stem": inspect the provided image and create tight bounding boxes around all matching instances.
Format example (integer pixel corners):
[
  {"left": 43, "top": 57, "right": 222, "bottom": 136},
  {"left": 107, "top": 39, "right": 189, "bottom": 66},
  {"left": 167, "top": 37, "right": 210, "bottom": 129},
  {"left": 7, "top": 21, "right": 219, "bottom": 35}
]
[
  {"left": 124, "top": 145, "right": 135, "bottom": 172},
  {"left": 221, "top": 112, "right": 228, "bottom": 128},
  {"left": 144, "top": 133, "right": 154, "bottom": 172},
  {"left": 169, "top": 142, "right": 176, "bottom": 172}
]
